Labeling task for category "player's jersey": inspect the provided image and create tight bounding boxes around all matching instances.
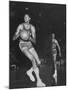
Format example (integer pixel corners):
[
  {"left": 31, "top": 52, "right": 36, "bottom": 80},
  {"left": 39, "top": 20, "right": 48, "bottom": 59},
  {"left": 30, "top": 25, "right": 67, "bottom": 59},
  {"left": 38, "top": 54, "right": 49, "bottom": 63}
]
[
  {"left": 19, "top": 23, "right": 32, "bottom": 50},
  {"left": 52, "top": 41, "right": 56, "bottom": 49},
  {"left": 20, "top": 24, "right": 31, "bottom": 41}
]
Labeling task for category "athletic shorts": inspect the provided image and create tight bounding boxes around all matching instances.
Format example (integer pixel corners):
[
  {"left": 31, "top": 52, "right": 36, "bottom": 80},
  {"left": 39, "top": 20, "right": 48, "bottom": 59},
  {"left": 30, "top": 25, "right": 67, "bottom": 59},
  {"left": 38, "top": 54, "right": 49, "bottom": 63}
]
[
  {"left": 19, "top": 40, "right": 32, "bottom": 51},
  {"left": 52, "top": 49, "right": 57, "bottom": 55}
]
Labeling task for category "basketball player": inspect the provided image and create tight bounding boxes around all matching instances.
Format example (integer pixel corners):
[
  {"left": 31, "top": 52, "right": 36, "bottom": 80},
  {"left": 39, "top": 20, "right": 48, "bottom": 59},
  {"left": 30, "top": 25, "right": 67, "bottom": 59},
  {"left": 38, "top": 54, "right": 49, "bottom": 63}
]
[
  {"left": 52, "top": 33, "right": 61, "bottom": 85},
  {"left": 13, "top": 14, "right": 46, "bottom": 87}
]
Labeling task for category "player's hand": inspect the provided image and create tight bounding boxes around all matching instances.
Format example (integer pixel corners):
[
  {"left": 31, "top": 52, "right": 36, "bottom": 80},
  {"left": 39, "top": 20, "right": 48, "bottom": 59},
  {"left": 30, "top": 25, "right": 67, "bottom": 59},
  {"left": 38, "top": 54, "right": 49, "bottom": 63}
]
[
  {"left": 13, "top": 35, "right": 18, "bottom": 40},
  {"left": 37, "top": 60, "right": 41, "bottom": 65},
  {"left": 29, "top": 37, "right": 36, "bottom": 44}
]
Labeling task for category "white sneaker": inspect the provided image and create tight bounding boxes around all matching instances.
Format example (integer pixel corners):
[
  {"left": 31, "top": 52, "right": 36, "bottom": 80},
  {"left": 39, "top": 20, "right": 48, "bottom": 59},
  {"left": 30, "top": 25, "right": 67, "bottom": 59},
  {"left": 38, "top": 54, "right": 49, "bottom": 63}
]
[
  {"left": 26, "top": 71, "right": 35, "bottom": 82},
  {"left": 37, "top": 80, "right": 46, "bottom": 87}
]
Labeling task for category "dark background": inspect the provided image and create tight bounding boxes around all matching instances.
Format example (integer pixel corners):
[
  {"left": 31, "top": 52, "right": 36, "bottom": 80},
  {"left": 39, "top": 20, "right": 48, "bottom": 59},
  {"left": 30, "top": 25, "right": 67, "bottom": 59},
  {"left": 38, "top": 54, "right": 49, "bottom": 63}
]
[{"left": 9, "top": 1, "right": 66, "bottom": 89}]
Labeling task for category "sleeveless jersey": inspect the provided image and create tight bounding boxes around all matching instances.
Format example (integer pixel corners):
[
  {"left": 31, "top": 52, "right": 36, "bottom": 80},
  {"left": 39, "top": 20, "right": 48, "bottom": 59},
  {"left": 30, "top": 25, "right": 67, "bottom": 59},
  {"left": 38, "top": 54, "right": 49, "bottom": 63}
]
[
  {"left": 19, "top": 24, "right": 32, "bottom": 50},
  {"left": 52, "top": 41, "right": 56, "bottom": 49}
]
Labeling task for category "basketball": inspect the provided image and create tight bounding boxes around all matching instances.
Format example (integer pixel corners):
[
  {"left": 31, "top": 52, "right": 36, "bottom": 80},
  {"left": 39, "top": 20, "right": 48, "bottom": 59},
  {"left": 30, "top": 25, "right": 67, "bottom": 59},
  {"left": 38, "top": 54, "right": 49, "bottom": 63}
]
[{"left": 20, "top": 30, "right": 30, "bottom": 40}]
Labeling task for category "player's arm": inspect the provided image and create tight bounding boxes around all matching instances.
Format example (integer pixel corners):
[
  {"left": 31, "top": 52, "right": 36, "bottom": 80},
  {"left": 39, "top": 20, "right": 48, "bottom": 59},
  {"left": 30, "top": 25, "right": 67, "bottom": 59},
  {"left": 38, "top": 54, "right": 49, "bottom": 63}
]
[
  {"left": 13, "top": 24, "right": 23, "bottom": 40},
  {"left": 30, "top": 25, "right": 36, "bottom": 44},
  {"left": 56, "top": 40, "right": 61, "bottom": 56}
]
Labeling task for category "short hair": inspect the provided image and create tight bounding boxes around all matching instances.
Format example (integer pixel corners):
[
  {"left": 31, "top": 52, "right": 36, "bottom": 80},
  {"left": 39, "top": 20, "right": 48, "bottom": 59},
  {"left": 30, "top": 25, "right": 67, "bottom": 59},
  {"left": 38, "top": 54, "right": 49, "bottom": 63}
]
[{"left": 24, "top": 14, "right": 31, "bottom": 20}]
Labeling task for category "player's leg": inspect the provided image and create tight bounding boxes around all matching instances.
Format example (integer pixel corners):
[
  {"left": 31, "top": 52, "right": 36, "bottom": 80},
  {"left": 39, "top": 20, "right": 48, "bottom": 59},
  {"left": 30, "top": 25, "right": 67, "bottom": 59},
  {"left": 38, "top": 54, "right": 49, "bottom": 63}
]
[
  {"left": 53, "top": 54, "right": 57, "bottom": 71},
  {"left": 19, "top": 43, "right": 45, "bottom": 86},
  {"left": 29, "top": 47, "right": 46, "bottom": 87},
  {"left": 26, "top": 67, "right": 35, "bottom": 82},
  {"left": 54, "top": 69, "right": 57, "bottom": 85},
  {"left": 29, "top": 47, "right": 41, "bottom": 65},
  {"left": 53, "top": 54, "right": 57, "bottom": 85},
  {"left": 20, "top": 47, "right": 36, "bottom": 82},
  {"left": 33, "top": 66, "right": 46, "bottom": 87},
  {"left": 53, "top": 54, "right": 56, "bottom": 63}
]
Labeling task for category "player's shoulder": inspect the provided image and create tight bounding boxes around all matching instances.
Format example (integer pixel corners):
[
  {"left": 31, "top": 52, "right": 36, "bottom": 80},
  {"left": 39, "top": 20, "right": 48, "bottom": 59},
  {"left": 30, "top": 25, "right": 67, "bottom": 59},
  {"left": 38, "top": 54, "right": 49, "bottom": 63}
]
[
  {"left": 19, "top": 23, "right": 24, "bottom": 26},
  {"left": 30, "top": 24, "right": 35, "bottom": 29},
  {"left": 55, "top": 39, "right": 58, "bottom": 43},
  {"left": 18, "top": 23, "right": 24, "bottom": 28}
]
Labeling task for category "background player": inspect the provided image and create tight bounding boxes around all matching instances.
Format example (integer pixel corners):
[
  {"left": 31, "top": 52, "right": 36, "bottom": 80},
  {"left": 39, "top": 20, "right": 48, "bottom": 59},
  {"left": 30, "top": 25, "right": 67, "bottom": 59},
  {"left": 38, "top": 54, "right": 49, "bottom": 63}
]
[{"left": 52, "top": 33, "right": 61, "bottom": 85}]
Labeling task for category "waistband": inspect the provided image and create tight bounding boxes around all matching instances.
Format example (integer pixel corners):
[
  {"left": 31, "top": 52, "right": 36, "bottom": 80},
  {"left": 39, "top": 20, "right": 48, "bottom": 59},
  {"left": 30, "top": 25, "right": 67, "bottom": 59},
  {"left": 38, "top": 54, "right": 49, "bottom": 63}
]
[{"left": 19, "top": 38, "right": 30, "bottom": 42}]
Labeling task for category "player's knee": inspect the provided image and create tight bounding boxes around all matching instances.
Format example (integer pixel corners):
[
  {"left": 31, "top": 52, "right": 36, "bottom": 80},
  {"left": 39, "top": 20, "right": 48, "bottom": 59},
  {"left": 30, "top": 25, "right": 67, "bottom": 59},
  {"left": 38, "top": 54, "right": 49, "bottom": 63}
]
[
  {"left": 29, "top": 55, "right": 34, "bottom": 61},
  {"left": 24, "top": 51, "right": 33, "bottom": 60}
]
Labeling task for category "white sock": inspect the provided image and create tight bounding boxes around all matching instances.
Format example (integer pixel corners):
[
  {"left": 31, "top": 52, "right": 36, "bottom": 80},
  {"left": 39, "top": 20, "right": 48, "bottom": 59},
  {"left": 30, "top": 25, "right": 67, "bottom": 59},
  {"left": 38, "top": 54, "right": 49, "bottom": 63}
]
[{"left": 53, "top": 69, "right": 57, "bottom": 84}]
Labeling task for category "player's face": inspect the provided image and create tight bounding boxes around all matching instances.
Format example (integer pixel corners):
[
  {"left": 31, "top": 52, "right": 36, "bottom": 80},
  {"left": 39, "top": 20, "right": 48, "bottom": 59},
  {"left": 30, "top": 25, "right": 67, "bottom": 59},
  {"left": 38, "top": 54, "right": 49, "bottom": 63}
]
[
  {"left": 52, "top": 33, "right": 55, "bottom": 39},
  {"left": 24, "top": 15, "right": 30, "bottom": 22}
]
